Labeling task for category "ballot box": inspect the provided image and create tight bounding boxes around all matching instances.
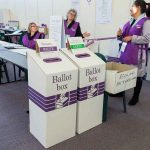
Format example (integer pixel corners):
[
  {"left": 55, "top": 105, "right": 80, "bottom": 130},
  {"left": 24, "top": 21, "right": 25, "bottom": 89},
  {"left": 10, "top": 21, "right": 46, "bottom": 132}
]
[
  {"left": 27, "top": 39, "right": 78, "bottom": 148},
  {"left": 61, "top": 45, "right": 106, "bottom": 134},
  {"left": 105, "top": 62, "right": 138, "bottom": 94}
]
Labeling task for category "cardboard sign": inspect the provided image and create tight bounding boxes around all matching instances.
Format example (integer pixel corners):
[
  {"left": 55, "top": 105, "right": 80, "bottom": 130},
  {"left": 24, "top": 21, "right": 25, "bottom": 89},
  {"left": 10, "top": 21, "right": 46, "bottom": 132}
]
[
  {"left": 36, "top": 39, "right": 58, "bottom": 53},
  {"left": 105, "top": 62, "right": 138, "bottom": 94},
  {"left": 49, "top": 16, "right": 65, "bottom": 49},
  {"left": 38, "top": 26, "right": 48, "bottom": 35},
  {"left": 67, "top": 37, "right": 85, "bottom": 53}
]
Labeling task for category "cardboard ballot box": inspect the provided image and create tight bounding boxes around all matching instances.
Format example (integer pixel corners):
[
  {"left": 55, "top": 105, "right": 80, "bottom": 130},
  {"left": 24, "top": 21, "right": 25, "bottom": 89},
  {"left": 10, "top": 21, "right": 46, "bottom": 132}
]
[
  {"left": 105, "top": 62, "right": 138, "bottom": 94},
  {"left": 61, "top": 48, "right": 106, "bottom": 134},
  {"left": 27, "top": 50, "right": 78, "bottom": 148}
]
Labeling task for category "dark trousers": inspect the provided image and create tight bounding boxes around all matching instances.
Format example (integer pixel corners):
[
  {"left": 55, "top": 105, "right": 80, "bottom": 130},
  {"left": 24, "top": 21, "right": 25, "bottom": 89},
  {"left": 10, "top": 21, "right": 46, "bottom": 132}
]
[{"left": 133, "top": 77, "right": 143, "bottom": 100}]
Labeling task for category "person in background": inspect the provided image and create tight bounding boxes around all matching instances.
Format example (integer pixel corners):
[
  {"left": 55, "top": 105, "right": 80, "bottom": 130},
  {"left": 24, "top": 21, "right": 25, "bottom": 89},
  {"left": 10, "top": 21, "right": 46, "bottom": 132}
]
[
  {"left": 64, "top": 9, "right": 90, "bottom": 38},
  {"left": 22, "top": 22, "right": 44, "bottom": 50},
  {"left": 117, "top": 0, "right": 150, "bottom": 106}
]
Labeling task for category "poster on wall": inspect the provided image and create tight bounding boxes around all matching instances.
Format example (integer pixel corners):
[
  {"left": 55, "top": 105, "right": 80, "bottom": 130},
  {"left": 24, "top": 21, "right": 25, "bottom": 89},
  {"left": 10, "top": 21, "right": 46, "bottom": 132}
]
[
  {"left": 49, "top": 16, "right": 65, "bottom": 49},
  {"left": 96, "top": 0, "right": 113, "bottom": 24},
  {"left": 71, "top": 0, "right": 80, "bottom": 14}
]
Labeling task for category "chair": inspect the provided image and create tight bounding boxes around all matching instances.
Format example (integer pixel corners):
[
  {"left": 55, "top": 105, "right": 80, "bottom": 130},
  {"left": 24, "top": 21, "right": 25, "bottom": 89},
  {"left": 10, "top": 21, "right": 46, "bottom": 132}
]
[
  {"left": 95, "top": 52, "right": 127, "bottom": 122},
  {"left": 11, "top": 31, "right": 28, "bottom": 81},
  {"left": 0, "top": 31, "right": 5, "bottom": 41},
  {"left": 16, "top": 30, "right": 27, "bottom": 45},
  {"left": 15, "top": 31, "right": 43, "bottom": 81},
  {"left": 40, "top": 33, "right": 45, "bottom": 39},
  {"left": 0, "top": 59, "right": 10, "bottom": 84}
]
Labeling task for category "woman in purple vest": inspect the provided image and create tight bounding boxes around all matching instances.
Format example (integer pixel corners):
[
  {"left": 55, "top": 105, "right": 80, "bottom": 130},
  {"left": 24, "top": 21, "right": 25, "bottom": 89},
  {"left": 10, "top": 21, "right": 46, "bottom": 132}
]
[
  {"left": 64, "top": 9, "right": 90, "bottom": 38},
  {"left": 117, "top": 0, "right": 150, "bottom": 105},
  {"left": 22, "top": 22, "right": 44, "bottom": 50}
]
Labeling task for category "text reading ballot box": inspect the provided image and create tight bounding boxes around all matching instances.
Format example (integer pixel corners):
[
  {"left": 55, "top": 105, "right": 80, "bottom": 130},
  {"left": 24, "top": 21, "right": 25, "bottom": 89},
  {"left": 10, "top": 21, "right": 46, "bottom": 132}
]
[
  {"left": 27, "top": 39, "right": 78, "bottom": 148},
  {"left": 105, "top": 62, "right": 138, "bottom": 94},
  {"left": 61, "top": 38, "right": 106, "bottom": 134}
]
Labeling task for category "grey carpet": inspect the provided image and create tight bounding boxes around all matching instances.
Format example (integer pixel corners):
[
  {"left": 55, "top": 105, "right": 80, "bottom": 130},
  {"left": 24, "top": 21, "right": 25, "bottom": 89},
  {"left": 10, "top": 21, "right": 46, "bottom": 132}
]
[{"left": 0, "top": 81, "right": 150, "bottom": 150}]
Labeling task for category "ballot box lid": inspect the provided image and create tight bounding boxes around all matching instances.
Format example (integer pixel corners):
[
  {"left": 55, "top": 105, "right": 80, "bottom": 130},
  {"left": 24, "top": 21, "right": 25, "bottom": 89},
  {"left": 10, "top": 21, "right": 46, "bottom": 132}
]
[
  {"left": 27, "top": 51, "right": 78, "bottom": 74},
  {"left": 61, "top": 48, "right": 105, "bottom": 69}
]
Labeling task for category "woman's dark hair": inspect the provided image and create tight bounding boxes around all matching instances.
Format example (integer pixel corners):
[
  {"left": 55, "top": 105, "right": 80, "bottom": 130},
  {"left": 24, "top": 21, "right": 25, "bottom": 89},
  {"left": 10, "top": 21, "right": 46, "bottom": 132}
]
[
  {"left": 146, "top": 3, "right": 150, "bottom": 17},
  {"left": 134, "top": 0, "right": 150, "bottom": 17},
  {"left": 134, "top": 0, "right": 147, "bottom": 14}
]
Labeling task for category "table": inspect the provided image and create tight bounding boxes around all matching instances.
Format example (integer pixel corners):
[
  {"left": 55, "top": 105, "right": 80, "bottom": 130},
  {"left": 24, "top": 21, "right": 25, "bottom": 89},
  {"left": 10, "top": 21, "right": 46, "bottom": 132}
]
[
  {"left": 0, "top": 28, "right": 15, "bottom": 34},
  {"left": 0, "top": 46, "right": 27, "bottom": 69},
  {"left": 0, "top": 41, "right": 32, "bottom": 83}
]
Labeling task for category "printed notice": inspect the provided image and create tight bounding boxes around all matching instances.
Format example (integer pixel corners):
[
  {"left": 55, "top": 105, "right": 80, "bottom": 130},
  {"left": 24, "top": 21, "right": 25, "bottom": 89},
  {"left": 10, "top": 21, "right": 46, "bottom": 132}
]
[
  {"left": 96, "top": 0, "right": 112, "bottom": 24},
  {"left": 49, "top": 16, "right": 65, "bottom": 49},
  {"left": 68, "top": 37, "right": 85, "bottom": 53},
  {"left": 71, "top": 0, "right": 80, "bottom": 14}
]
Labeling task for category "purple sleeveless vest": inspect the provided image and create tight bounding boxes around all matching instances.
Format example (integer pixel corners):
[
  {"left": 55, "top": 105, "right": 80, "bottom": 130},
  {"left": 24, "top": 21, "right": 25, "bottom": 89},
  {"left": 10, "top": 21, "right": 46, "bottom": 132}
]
[
  {"left": 64, "top": 20, "right": 79, "bottom": 37},
  {"left": 22, "top": 32, "right": 41, "bottom": 50},
  {"left": 120, "top": 17, "right": 149, "bottom": 65}
]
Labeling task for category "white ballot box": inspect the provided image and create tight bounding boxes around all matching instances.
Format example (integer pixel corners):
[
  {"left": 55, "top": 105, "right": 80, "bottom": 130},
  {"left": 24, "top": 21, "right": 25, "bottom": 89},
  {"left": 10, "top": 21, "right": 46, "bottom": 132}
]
[
  {"left": 27, "top": 50, "right": 78, "bottom": 148},
  {"left": 61, "top": 48, "right": 106, "bottom": 134},
  {"left": 105, "top": 62, "right": 138, "bottom": 94}
]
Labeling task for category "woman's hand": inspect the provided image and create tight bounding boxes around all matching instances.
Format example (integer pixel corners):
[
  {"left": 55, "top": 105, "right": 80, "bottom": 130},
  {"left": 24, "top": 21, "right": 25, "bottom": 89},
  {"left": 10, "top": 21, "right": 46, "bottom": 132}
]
[
  {"left": 83, "top": 32, "right": 91, "bottom": 38},
  {"left": 117, "top": 28, "right": 122, "bottom": 36},
  {"left": 123, "top": 36, "right": 132, "bottom": 42}
]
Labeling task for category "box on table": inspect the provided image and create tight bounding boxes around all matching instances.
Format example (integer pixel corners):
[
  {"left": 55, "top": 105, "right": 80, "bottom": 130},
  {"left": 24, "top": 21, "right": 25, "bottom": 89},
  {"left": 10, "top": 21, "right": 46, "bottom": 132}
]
[
  {"left": 38, "top": 26, "right": 48, "bottom": 35},
  {"left": 27, "top": 50, "right": 78, "bottom": 148},
  {"left": 105, "top": 62, "right": 138, "bottom": 94},
  {"left": 61, "top": 48, "right": 106, "bottom": 134}
]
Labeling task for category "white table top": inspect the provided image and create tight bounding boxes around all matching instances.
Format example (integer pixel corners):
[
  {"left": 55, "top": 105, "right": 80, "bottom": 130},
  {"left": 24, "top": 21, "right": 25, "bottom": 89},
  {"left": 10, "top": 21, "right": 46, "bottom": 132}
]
[{"left": 0, "top": 40, "right": 33, "bottom": 69}]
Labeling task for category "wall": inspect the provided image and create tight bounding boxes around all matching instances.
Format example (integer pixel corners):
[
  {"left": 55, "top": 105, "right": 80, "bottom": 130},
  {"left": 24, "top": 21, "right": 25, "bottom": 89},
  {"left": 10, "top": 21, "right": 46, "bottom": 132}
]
[{"left": 0, "top": 0, "right": 149, "bottom": 54}]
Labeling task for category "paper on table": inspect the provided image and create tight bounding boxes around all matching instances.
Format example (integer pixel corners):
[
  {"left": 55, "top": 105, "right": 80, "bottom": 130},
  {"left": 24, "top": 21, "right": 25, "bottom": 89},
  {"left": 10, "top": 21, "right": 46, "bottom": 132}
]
[
  {"left": 96, "top": 0, "right": 112, "bottom": 24},
  {"left": 5, "top": 33, "right": 22, "bottom": 36},
  {"left": 0, "top": 41, "right": 26, "bottom": 49},
  {"left": 0, "top": 42, "right": 19, "bottom": 47},
  {"left": 10, "top": 48, "right": 33, "bottom": 56}
]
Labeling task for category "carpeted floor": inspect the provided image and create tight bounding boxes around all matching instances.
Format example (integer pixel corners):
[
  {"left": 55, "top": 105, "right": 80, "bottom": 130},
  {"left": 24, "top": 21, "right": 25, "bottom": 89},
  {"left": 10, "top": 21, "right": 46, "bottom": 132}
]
[{"left": 0, "top": 80, "right": 150, "bottom": 150}]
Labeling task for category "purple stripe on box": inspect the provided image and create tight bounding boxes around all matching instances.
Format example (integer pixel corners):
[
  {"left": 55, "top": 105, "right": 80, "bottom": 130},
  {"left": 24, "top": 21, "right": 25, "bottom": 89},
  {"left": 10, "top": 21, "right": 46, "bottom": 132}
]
[
  {"left": 70, "top": 90, "right": 77, "bottom": 94},
  {"left": 98, "top": 91, "right": 105, "bottom": 95},
  {"left": 28, "top": 87, "right": 56, "bottom": 101},
  {"left": 78, "top": 94, "right": 87, "bottom": 97},
  {"left": 69, "top": 101, "right": 77, "bottom": 105},
  {"left": 28, "top": 90, "right": 56, "bottom": 104},
  {"left": 29, "top": 96, "right": 55, "bottom": 112},
  {"left": 70, "top": 96, "right": 77, "bottom": 101},
  {"left": 77, "top": 82, "right": 105, "bottom": 102},
  {"left": 70, "top": 94, "right": 77, "bottom": 98},
  {"left": 29, "top": 93, "right": 56, "bottom": 107},
  {"left": 40, "top": 46, "right": 57, "bottom": 52},
  {"left": 28, "top": 86, "right": 77, "bottom": 112},
  {"left": 78, "top": 96, "right": 88, "bottom": 101}
]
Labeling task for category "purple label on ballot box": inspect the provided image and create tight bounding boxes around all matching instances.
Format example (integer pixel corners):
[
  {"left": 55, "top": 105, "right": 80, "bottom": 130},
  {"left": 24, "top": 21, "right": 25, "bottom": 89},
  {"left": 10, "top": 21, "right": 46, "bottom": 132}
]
[
  {"left": 28, "top": 86, "right": 77, "bottom": 112},
  {"left": 78, "top": 82, "right": 105, "bottom": 101},
  {"left": 40, "top": 46, "right": 57, "bottom": 52},
  {"left": 43, "top": 57, "right": 62, "bottom": 63}
]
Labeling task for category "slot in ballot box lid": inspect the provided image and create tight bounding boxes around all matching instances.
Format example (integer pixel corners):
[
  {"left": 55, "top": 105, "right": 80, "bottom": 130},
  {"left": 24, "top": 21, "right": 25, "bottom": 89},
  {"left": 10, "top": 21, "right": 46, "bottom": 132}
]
[
  {"left": 27, "top": 51, "right": 78, "bottom": 75},
  {"left": 61, "top": 48, "right": 105, "bottom": 69}
]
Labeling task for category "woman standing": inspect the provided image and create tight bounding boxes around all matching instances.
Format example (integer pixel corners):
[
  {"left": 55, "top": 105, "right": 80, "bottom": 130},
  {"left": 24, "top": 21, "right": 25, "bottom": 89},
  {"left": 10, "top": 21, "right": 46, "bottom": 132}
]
[
  {"left": 22, "top": 22, "right": 44, "bottom": 50},
  {"left": 64, "top": 9, "right": 90, "bottom": 38},
  {"left": 117, "top": 0, "right": 150, "bottom": 105}
]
